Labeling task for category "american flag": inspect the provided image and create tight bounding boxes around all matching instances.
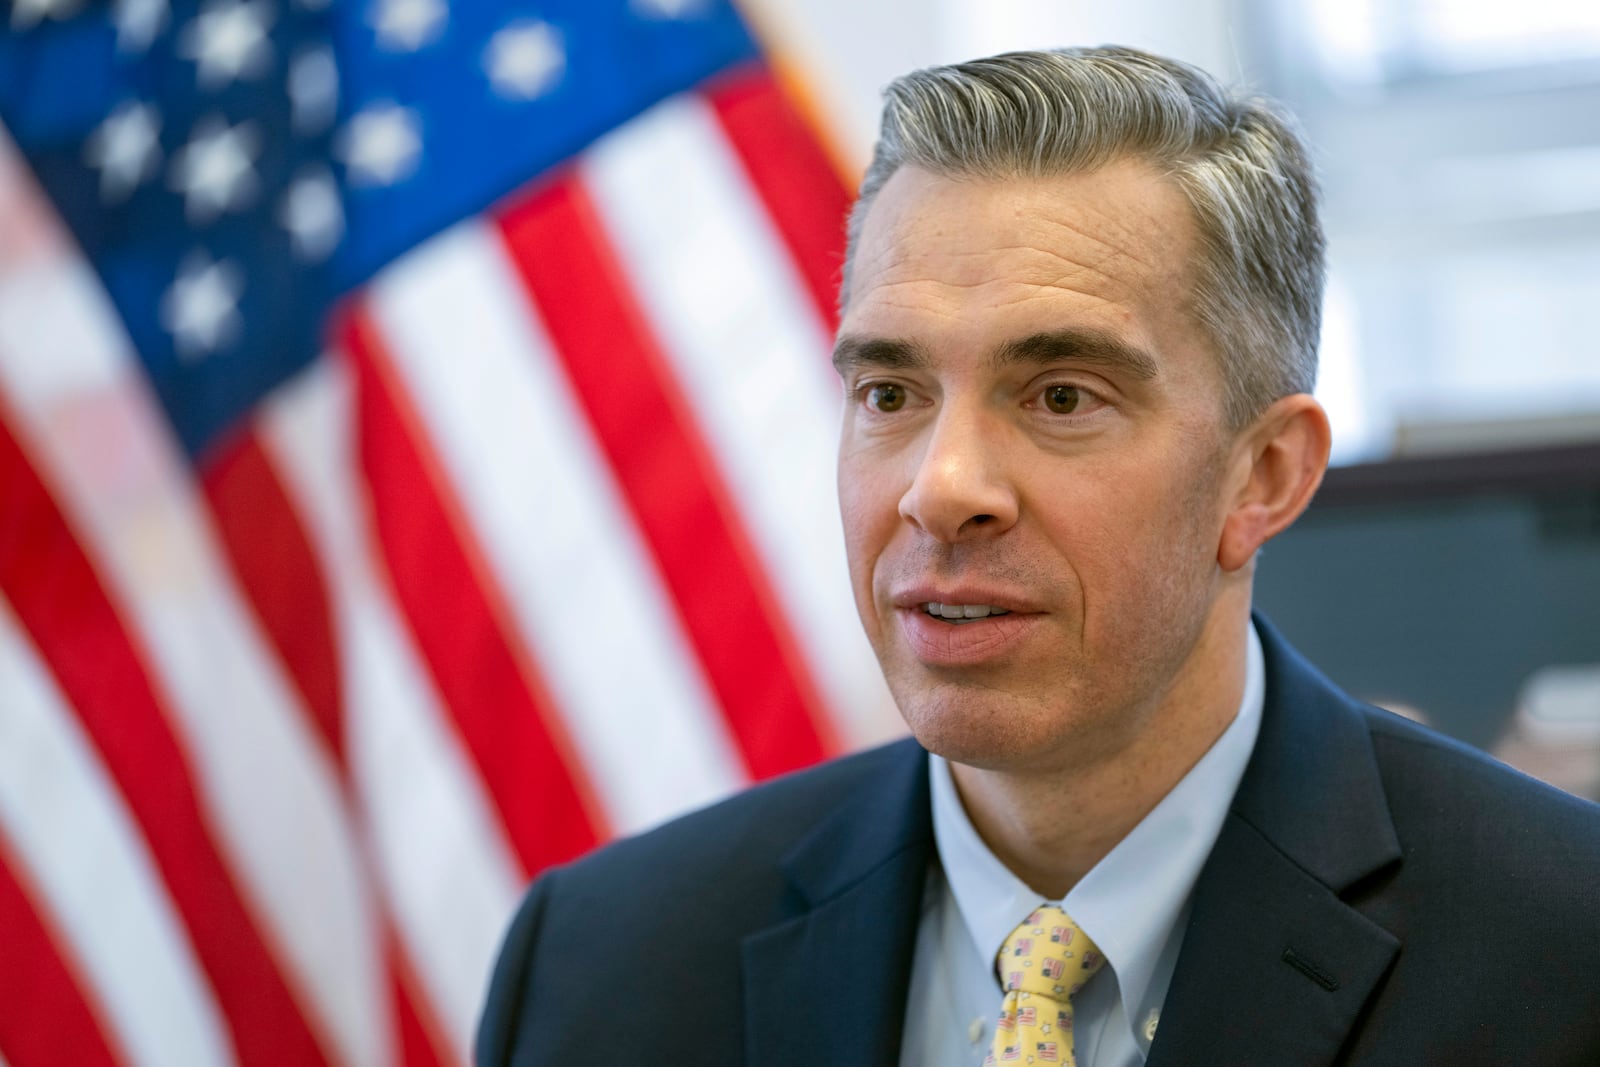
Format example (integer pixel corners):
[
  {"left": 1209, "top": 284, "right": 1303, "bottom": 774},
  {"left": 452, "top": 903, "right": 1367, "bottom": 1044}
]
[{"left": 0, "top": 1, "right": 894, "bottom": 1065}]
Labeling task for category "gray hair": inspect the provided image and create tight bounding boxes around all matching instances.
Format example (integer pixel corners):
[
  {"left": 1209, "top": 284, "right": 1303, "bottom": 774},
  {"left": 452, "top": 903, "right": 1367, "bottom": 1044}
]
[{"left": 843, "top": 46, "right": 1324, "bottom": 428}]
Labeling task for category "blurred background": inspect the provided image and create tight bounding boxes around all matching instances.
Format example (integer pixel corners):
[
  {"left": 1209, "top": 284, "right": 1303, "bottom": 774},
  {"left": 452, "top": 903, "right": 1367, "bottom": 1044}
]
[{"left": 0, "top": 1, "right": 1595, "bottom": 1065}]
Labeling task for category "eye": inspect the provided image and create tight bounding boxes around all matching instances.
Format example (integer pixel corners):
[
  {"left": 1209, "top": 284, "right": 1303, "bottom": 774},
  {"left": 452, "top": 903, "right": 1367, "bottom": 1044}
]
[
  {"left": 1043, "top": 384, "right": 1081, "bottom": 414},
  {"left": 864, "top": 383, "right": 908, "bottom": 413}
]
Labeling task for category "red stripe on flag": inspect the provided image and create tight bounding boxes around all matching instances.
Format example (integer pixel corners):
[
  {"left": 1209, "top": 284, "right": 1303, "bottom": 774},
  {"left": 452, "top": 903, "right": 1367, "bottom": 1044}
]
[
  {"left": 340, "top": 311, "right": 606, "bottom": 875},
  {"left": 705, "top": 62, "right": 854, "bottom": 333},
  {"left": 497, "top": 175, "right": 835, "bottom": 780},
  {"left": 389, "top": 928, "right": 450, "bottom": 1067},
  {"left": 0, "top": 836, "right": 125, "bottom": 1067},
  {"left": 0, "top": 406, "right": 330, "bottom": 1067},
  {"left": 395, "top": 974, "right": 444, "bottom": 1067},
  {"left": 200, "top": 426, "right": 345, "bottom": 768},
  {"left": 199, "top": 422, "right": 459, "bottom": 1067}
]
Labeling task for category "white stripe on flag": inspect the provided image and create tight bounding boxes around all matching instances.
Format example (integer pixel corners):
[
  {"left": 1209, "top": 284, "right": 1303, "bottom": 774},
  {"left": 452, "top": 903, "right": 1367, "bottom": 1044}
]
[
  {"left": 367, "top": 220, "right": 748, "bottom": 834},
  {"left": 0, "top": 185, "right": 384, "bottom": 1067},
  {"left": 580, "top": 92, "right": 898, "bottom": 747},
  {"left": 0, "top": 595, "right": 238, "bottom": 1067},
  {"left": 259, "top": 357, "right": 524, "bottom": 1057}
]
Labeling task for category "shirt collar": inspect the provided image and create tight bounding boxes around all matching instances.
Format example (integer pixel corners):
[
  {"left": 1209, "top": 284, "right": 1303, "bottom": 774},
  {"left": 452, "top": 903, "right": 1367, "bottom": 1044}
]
[{"left": 930, "top": 621, "right": 1265, "bottom": 1035}]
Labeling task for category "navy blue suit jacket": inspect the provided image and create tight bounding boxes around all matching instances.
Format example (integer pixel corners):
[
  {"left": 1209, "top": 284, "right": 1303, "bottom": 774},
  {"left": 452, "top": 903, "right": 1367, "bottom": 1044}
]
[{"left": 476, "top": 619, "right": 1600, "bottom": 1065}]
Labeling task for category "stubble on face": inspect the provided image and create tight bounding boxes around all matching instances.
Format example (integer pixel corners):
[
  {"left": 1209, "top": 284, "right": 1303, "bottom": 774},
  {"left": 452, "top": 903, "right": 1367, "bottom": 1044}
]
[{"left": 885, "top": 438, "right": 1232, "bottom": 778}]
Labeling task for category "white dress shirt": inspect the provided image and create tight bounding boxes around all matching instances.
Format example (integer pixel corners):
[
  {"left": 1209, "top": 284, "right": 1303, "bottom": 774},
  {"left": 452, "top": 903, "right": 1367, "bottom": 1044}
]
[{"left": 900, "top": 623, "right": 1266, "bottom": 1067}]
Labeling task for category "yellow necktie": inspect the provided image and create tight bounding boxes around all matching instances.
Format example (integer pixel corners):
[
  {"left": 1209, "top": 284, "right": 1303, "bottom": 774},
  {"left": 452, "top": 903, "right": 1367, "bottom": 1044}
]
[{"left": 984, "top": 905, "right": 1106, "bottom": 1066}]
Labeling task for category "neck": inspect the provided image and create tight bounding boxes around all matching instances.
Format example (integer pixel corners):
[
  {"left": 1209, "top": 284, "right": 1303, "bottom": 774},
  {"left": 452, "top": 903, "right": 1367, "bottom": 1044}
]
[{"left": 949, "top": 600, "right": 1252, "bottom": 899}]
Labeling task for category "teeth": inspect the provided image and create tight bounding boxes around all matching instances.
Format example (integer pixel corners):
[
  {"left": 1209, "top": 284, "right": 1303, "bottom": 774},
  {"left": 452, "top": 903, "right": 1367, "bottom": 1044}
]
[{"left": 924, "top": 602, "right": 1010, "bottom": 620}]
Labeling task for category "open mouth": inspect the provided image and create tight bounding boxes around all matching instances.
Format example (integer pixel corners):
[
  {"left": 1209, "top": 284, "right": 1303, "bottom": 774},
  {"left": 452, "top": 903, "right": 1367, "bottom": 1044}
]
[{"left": 921, "top": 602, "right": 1011, "bottom": 624}]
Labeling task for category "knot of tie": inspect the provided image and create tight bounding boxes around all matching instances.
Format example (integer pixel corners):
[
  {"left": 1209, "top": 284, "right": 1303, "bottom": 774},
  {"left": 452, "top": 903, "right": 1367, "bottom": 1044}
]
[
  {"left": 984, "top": 905, "right": 1105, "bottom": 1067},
  {"left": 997, "top": 905, "right": 1105, "bottom": 1000}
]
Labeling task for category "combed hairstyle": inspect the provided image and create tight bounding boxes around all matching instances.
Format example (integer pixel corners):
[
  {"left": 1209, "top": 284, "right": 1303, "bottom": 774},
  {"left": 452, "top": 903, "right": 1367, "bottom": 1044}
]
[{"left": 842, "top": 46, "right": 1325, "bottom": 429}]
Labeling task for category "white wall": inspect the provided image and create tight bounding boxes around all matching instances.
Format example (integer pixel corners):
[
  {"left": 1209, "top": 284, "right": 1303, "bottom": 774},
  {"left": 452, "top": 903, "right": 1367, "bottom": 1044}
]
[{"left": 746, "top": 0, "right": 1240, "bottom": 162}]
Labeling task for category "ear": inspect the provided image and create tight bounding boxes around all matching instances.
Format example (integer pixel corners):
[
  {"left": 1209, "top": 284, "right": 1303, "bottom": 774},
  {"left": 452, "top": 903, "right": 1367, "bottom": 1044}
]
[{"left": 1217, "top": 394, "right": 1331, "bottom": 573}]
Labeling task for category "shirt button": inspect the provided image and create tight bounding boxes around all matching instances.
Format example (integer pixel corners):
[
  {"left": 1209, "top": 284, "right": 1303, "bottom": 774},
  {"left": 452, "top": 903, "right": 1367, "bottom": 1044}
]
[{"left": 967, "top": 1016, "right": 987, "bottom": 1044}]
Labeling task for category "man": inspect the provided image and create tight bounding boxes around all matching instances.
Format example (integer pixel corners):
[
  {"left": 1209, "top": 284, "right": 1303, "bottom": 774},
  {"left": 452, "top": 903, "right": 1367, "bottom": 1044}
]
[{"left": 476, "top": 46, "right": 1600, "bottom": 1066}]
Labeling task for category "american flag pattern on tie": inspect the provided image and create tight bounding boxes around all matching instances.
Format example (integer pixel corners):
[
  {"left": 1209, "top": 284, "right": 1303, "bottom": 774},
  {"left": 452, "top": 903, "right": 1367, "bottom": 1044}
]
[
  {"left": 0, "top": 1, "right": 894, "bottom": 1064},
  {"left": 986, "top": 905, "right": 1107, "bottom": 1067}
]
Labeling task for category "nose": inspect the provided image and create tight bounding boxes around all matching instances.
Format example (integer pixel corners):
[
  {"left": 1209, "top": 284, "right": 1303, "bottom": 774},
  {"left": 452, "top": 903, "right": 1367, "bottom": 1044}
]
[{"left": 898, "top": 407, "right": 1019, "bottom": 543}]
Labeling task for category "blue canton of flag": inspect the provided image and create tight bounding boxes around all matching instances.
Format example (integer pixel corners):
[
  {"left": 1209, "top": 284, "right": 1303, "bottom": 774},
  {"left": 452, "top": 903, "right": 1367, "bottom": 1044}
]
[{"left": 0, "top": 0, "right": 759, "bottom": 458}]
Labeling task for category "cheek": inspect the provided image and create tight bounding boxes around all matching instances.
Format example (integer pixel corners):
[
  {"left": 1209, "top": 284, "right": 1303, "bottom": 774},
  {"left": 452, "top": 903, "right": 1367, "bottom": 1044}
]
[
  {"left": 1030, "top": 465, "right": 1153, "bottom": 563},
  {"left": 837, "top": 460, "right": 899, "bottom": 602},
  {"left": 1045, "top": 458, "right": 1221, "bottom": 616}
]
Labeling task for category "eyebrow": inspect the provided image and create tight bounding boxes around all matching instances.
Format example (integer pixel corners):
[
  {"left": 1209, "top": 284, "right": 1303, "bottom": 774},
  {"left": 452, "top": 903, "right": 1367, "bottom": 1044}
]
[
  {"left": 992, "top": 329, "right": 1160, "bottom": 381},
  {"left": 831, "top": 336, "right": 929, "bottom": 374},
  {"left": 832, "top": 328, "right": 1159, "bottom": 381}
]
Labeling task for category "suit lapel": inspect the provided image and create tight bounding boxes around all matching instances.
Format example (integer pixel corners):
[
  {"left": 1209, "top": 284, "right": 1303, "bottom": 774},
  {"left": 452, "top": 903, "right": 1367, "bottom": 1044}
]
[
  {"left": 743, "top": 740, "right": 933, "bottom": 1067},
  {"left": 1145, "top": 815, "right": 1400, "bottom": 1066},
  {"left": 1148, "top": 618, "right": 1404, "bottom": 1067}
]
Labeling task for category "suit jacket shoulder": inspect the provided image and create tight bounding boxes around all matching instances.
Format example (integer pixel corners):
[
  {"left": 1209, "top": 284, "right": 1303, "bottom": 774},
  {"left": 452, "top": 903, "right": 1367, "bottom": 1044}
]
[
  {"left": 1350, "top": 705, "right": 1600, "bottom": 1060},
  {"left": 475, "top": 738, "right": 933, "bottom": 1067},
  {"left": 1148, "top": 617, "right": 1600, "bottom": 1067}
]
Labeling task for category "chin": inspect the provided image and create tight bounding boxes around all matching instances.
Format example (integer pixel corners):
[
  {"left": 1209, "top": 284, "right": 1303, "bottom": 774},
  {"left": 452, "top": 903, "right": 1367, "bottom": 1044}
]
[{"left": 893, "top": 681, "right": 1085, "bottom": 773}]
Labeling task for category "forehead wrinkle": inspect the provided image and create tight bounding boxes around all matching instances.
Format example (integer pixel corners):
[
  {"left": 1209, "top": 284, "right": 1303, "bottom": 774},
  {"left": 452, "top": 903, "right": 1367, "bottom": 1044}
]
[
  {"left": 974, "top": 232, "right": 1149, "bottom": 303},
  {"left": 986, "top": 282, "right": 1118, "bottom": 317},
  {"left": 1032, "top": 209, "right": 1175, "bottom": 283}
]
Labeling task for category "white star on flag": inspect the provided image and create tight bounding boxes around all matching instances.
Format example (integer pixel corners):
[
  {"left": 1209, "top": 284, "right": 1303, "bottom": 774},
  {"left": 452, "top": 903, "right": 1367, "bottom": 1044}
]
[
  {"left": 168, "top": 115, "right": 261, "bottom": 222},
  {"left": 289, "top": 44, "right": 340, "bottom": 134},
  {"left": 336, "top": 102, "right": 423, "bottom": 187},
  {"left": 9, "top": 0, "right": 85, "bottom": 30},
  {"left": 279, "top": 167, "right": 344, "bottom": 261},
  {"left": 113, "top": 0, "right": 169, "bottom": 52},
  {"left": 84, "top": 100, "right": 163, "bottom": 202},
  {"left": 160, "top": 250, "right": 245, "bottom": 360},
  {"left": 369, "top": 0, "right": 447, "bottom": 53},
  {"left": 483, "top": 20, "right": 565, "bottom": 101},
  {"left": 178, "top": 0, "right": 276, "bottom": 89}
]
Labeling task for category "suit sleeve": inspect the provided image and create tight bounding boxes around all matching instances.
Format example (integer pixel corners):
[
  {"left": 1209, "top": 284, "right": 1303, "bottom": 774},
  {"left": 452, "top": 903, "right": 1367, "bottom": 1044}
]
[{"left": 475, "top": 869, "right": 556, "bottom": 1067}]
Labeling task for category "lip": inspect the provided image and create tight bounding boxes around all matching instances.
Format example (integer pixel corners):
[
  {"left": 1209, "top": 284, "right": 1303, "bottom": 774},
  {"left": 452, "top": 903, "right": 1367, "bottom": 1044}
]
[
  {"left": 889, "top": 584, "right": 1039, "bottom": 614},
  {"left": 893, "top": 602, "right": 1039, "bottom": 666}
]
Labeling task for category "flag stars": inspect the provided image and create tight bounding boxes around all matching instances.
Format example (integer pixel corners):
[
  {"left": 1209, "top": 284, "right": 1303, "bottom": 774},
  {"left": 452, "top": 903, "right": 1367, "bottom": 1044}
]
[
  {"left": 279, "top": 167, "right": 343, "bottom": 261},
  {"left": 336, "top": 102, "right": 422, "bottom": 187},
  {"left": 179, "top": 0, "right": 276, "bottom": 90},
  {"left": 484, "top": 20, "right": 564, "bottom": 102},
  {"left": 369, "top": 0, "right": 446, "bottom": 52},
  {"left": 168, "top": 115, "right": 261, "bottom": 223},
  {"left": 84, "top": 101, "right": 162, "bottom": 203},
  {"left": 161, "top": 251, "right": 244, "bottom": 361},
  {"left": 113, "top": 0, "right": 169, "bottom": 52},
  {"left": 289, "top": 44, "right": 339, "bottom": 134}
]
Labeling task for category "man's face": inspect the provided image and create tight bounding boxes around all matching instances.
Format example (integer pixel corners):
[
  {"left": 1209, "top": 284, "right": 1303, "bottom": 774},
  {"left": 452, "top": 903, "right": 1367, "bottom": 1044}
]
[{"left": 836, "top": 160, "right": 1240, "bottom": 775}]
